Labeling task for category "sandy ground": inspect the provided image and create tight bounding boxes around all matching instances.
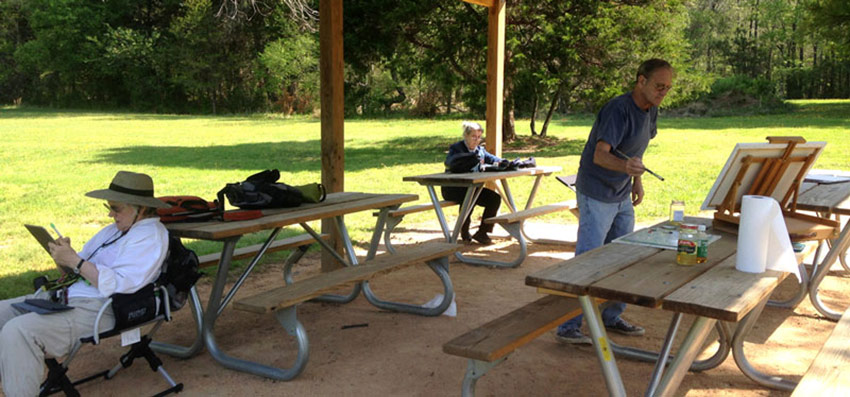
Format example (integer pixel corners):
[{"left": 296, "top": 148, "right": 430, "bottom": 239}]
[{"left": 21, "top": 221, "right": 850, "bottom": 397}]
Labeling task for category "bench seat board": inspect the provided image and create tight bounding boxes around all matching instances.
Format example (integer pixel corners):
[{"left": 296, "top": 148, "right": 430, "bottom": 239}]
[
  {"left": 442, "top": 295, "right": 583, "bottom": 362},
  {"left": 484, "top": 200, "right": 577, "bottom": 225},
  {"left": 233, "top": 242, "right": 460, "bottom": 314},
  {"left": 197, "top": 234, "right": 328, "bottom": 268},
  {"left": 791, "top": 309, "right": 850, "bottom": 396},
  {"left": 387, "top": 200, "right": 458, "bottom": 217}
]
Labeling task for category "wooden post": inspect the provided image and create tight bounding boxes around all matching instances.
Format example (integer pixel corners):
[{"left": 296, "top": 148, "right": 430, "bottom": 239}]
[
  {"left": 320, "top": 0, "right": 345, "bottom": 271},
  {"left": 485, "top": 0, "right": 505, "bottom": 158}
]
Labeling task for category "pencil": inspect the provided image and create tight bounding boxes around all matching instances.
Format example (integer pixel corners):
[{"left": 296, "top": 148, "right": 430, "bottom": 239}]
[
  {"left": 50, "top": 223, "right": 64, "bottom": 238},
  {"left": 613, "top": 149, "right": 665, "bottom": 181}
]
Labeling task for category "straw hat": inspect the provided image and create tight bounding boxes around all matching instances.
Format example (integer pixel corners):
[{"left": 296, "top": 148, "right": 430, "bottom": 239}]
[{"left": 85, "top": 171, "right": 170, "bottom": 209}]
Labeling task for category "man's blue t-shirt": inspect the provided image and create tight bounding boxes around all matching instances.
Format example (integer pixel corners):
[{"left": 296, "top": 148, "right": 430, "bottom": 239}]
[{"left": 575, "top": 93, "right": 658, "bottom": 203}]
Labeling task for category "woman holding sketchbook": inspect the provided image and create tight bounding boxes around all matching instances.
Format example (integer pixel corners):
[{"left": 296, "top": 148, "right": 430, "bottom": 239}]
[{"left": 0, "top": 171, "right": 170, "bottom": 396}]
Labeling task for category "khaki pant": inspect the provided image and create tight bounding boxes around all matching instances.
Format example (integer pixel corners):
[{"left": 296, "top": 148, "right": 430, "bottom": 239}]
[{"left": 0, "top": 292, "right": 113, "bottom": 397}]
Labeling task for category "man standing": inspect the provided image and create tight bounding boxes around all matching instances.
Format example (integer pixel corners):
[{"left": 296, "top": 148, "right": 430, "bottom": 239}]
[{"left": 556, "top": 59, "right": 673, "bottom": 345}]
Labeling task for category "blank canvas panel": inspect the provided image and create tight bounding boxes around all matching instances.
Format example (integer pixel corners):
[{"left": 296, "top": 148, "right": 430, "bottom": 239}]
[{"left": 701, "top": 141, "right": 826, "bottom": 211}]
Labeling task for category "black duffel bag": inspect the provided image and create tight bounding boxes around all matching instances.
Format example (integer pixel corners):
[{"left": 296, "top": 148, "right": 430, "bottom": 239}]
[{"left": 217, "top": 169, "right": 303, "bottom": 210}]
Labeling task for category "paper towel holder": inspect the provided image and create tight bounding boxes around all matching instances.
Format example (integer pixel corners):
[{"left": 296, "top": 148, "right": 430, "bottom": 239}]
[{"left": 700, "top": 136, "right": 839, "bottom": 242}]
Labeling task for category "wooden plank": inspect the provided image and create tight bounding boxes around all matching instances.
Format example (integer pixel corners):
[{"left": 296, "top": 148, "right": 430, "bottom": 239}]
[
  {"left": 319, "top": 0, "right": 345, "bottom": 272},
  {"left": 233, "top": 242, "right": 460, "bottom": 313},
  {"left": 442, "top": 295, "right": 583, "bottom": 362},
  {"left": 461, "top": 0, "right": 494, "bottom": 7},
  {"left": 197, "top": 234, "right": 328, "bottom": 268},
  {"left": 791, "top": 310, "right": 850, "bottom": 396},
  {"left": 403, "top": 166, "right": 562, "bottom": 186},
  {"left": 167, "top": 193, "right": 417, "bottom": 240},
  {"left": 662, "top": 256, "right": 789, "bottom": 322},
  {"left": 525, "top": 244, "right": 660, "bottom": 296},
  {"left": 485, "top": 0, "right": 505, "bottom": 158},
  {"left": 588, "top": 229, "right": 738, "bottom": 308},
  {"left": 383, "top": 200, "right": 458, "bottom": 218},
  {"left": 484, "top": 200, "right": 576, "bottom": 224},
  {"left": 784, "top": 215, "right": 839, "bottom": 241},
  {"left": 796, "top": 181, "right": 850, "bottom": 215}
]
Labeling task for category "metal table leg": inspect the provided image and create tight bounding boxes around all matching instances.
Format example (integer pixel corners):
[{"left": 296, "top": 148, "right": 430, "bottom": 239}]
[
  {"left": 460, "top": 358, "right": 507, "bottom": 397},
  {"left": 646, "top": 313, "right": 682, "bottom": 396},
  {"left": 306, "top": 219, "right": 362, "bottom": 304},
  {"left": 362, "top": 257, "right": 454, "bottom": 316},
  {"left": 809, "top": 220, "right": 850, "bottom": 320},
  {"left": 652, "top": 316, "right": 717, "bottom": 396},
  {"left": 610, "top": 320, "right": 731, "bottom": 372},
  {"left": 732, "top": 296, "right": 798, "bottom": 390},
  {"left": 579, "top": 295, "right": 626, "bottom": 397},
  {"left": 150, "top": 285, "right": 205, "bottom": 358}
]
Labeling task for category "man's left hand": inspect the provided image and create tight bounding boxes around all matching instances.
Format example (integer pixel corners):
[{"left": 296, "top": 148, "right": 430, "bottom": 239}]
[{"left": 631, "top": 177, "right": 644, "bottom": 206}]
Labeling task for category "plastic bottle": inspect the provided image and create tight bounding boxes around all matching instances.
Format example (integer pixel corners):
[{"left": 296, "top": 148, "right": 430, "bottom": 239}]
[
  {"left": 696, "top": 225, "right": 708, "bottom": 264},
  {"left": 676, "top": 224, "right": 698, "bottom": 266}
]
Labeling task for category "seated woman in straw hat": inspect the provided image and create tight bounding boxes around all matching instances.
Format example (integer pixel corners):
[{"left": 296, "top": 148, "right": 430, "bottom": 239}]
[{"left": 0, "top": 171, "right": 170, "bottom": 396}]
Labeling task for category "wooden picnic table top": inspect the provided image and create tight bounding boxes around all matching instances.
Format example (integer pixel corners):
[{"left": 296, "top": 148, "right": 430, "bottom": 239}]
[
  {"left": 526, "top": 217, "right": 792, "bottom": 322},
  {"left": 166, "top": 192, "right": 417, "bottom": 240},
  {"left": 402, "top": 165, "right": 562, "bottom": 185},
  {"left": 797, "top": 180, "right": 850, "bottom": 216}
]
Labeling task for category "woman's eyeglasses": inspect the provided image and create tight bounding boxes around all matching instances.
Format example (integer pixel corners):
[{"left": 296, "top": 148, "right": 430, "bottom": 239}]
[{"left": 103, "top": 203, "right": 122, "bottom": 213}]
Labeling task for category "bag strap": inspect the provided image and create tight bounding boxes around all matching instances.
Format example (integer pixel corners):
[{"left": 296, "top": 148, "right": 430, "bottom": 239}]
[{"left": 318, "top": 184, "right": 327, "bottom": 202}]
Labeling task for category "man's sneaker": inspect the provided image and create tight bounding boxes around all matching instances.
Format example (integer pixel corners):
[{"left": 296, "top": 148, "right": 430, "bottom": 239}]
[
  {"left": 555, "top": 328, "right": 592, "bottom": 345},
  {"left": 605, "top": 318, "right": 645, "bottom": 336}
]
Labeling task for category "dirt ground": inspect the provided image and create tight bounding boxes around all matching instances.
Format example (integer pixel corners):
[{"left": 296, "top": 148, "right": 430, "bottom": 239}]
[{"left": 32, "top": 221, "right": 850, "bottom": 397}]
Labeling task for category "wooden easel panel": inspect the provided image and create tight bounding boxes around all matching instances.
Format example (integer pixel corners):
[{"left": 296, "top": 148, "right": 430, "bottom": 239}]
[{"left": 701, "top": 141, "right": 826, "bottom": 211}]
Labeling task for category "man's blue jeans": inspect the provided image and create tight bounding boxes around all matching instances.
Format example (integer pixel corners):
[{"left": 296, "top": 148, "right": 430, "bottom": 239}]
[{"left": 557, "top": 191, "right": 635, "bottom": 333}]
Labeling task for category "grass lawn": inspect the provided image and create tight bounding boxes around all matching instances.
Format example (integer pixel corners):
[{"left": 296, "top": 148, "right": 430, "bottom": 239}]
[{"left": 1, "top": 99, "right": 848, "bottom": 298}]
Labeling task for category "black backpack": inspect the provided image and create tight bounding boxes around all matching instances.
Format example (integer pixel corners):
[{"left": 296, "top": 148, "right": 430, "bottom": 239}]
[
  {"left": 217, "top": 169, "right": 303, "bottom": 210},
  {"left": 446, "top": 152, "right": 480, "bottom": 173},
  {"left": 158, "top": 233, "right": 202, "bottom": 311}
]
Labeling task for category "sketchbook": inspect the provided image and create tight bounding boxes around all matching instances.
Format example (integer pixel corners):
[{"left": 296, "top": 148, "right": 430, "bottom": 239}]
[{"left": 24, "top": 224, "right": 73, "bottom": 275}]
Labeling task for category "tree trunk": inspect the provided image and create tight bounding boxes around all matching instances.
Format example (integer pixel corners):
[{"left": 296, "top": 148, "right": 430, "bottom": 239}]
[
  {"left": 503, "top": 107, "right": 516, "bottom": 142},
  {"left": 529, "top": 93, "right": 538, "bottom": 136},
  {"left": 502, "top": 62, "right": 516, "bottom": 143},
  {"left": 541, "top": 87, "right": 561, "bottom": 137}
]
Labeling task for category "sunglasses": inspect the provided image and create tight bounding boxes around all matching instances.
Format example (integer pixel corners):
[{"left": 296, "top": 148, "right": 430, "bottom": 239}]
[{"left": 103, "top": 203, "right": 123, "bottom": 213}]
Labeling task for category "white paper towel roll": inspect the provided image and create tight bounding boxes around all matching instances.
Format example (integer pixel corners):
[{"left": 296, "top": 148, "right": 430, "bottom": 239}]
[{"left": 736, "top": 195, "right": 801, "bottom": 282}]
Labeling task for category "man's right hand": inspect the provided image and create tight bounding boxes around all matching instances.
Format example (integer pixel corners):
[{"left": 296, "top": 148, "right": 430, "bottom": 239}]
[
  {"left": 594, "top": 140, "right": 646, "bottom": 177},
  {"left": 625, "top": 157, "right": 646, "bottom": 177}
]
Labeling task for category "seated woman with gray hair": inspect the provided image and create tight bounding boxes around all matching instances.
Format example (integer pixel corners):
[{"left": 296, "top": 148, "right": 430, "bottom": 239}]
[
  {"left": 441, "top": 121, "right": 503, "bottom": 245},
  {"left": 0, "top": 171, "right": 170, "bottom": 396}
]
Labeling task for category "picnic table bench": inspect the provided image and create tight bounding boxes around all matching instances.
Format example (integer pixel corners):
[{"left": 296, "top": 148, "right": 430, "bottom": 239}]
[
  {"left": 442, "top": 295, "right": 587, "bottom": 396},
  {"left": 791, "top": 308, "right": 850, "bottom": 395},
  {"left": 230, "top": 241, "right": 460, "bottom": 380}
]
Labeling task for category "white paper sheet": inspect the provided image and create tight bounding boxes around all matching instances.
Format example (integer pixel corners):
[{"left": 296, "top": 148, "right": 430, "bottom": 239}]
[{"left": 736, "top": 195, "right": 801, "bottom": 282}]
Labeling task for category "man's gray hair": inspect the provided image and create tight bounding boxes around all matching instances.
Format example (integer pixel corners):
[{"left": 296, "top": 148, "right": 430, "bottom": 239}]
[
  {"left": 636, "top": 59, "right": 672, "bottom": 83},
  {"left": 462, "top": 121, "right": 483, "bottom": 137}
]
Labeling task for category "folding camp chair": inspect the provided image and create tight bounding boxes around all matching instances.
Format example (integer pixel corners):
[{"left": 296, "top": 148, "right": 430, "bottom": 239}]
[{"left": 39, "top": 283, "right": 185, "bottom": 397}]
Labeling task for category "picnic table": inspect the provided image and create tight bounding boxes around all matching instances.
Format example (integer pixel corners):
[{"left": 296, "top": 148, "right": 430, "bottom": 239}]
[
  {"left": 526, "top": 217, "right": 802, "bottom": 395},
  {"left": 150, "top": 192, "right": 459, "bottom": 380},
  {"left": 403, "top": 166, "right": 576, "bottom": 268},
  {"left": 793, "top": 169, "right": 850, "bottom": 320}
]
